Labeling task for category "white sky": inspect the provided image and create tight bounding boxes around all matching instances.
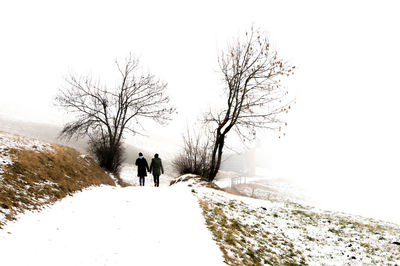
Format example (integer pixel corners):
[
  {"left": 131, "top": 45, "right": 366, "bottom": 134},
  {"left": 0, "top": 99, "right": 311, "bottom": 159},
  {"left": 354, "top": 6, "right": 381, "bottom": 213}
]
[{"left": 1, "top": 0, "right": 400, "bottom": 222}]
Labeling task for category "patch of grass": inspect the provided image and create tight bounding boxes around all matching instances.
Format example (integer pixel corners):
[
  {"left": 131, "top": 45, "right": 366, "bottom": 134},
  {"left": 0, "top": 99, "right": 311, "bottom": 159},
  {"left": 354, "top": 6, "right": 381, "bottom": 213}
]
[
  {"left": 230, "top": 219, "right": 242, "bottom": 231},
  {"left": 328, "top": 227, "right": 341, "bottom": 235},
  {"left": 198, "top": 196, "right": 305, "bottom": 265},
  {"left": 246, "top": 248, "right": 261, "bottom": 264},
  {"left": 306, "top": 235, "right": 315, "bottom": 242}
]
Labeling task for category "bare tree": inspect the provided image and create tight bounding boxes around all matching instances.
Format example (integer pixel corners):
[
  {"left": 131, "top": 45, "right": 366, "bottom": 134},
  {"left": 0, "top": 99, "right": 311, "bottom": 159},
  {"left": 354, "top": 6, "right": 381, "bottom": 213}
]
[
  {"left": 204, "top": 26, "right": 295, "bottom": 181},
  {"left": 55, "top": 55, "right": 175, "bottom": 173}
]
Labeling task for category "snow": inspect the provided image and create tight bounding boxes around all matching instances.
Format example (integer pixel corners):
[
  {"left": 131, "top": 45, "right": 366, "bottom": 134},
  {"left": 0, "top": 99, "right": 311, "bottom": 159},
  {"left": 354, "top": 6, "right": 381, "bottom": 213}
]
[
  {"left": 2, "top": 130, "right": 397, "bottom": 264},
  {"left": 1, "top": 160, "right": 399, "bottom": 265},
  {"left": 0, "top": 131, "right": 53, "bottom": 153},
  {"left": 0, "top": 183, "right": 224, "bottom": 266}
]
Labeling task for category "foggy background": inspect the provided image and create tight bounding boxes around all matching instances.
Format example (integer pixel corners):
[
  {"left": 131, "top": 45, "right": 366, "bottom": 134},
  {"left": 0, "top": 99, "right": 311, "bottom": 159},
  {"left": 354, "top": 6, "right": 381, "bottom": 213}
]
[{"left": 1, "top": 0, "right": 399, "bottom": 223}]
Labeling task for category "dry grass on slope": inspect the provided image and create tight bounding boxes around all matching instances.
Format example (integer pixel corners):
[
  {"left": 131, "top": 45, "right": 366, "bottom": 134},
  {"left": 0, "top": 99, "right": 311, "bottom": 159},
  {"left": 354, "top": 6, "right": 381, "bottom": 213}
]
[
  {"left": 193, "top": 186, "right": 400, "bottom": 265},
  {"left": 0, "top": 141, "right": 115, "bottom": 228}
]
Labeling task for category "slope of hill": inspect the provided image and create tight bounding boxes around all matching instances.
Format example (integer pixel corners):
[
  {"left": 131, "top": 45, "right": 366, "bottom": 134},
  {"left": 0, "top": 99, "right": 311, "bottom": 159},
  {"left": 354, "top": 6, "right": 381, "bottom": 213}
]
[
  {"left": 0, "top": 131, "right": 115, "bottom": 228},
  {"left": 0, "top": 115, "right": 175, "bottom": 173},
  {"left": 0, "top": 114, "right": 88, "bottom": 152},
  {"left": 178, "top": 175, "right": 400, "bottom": 265}
]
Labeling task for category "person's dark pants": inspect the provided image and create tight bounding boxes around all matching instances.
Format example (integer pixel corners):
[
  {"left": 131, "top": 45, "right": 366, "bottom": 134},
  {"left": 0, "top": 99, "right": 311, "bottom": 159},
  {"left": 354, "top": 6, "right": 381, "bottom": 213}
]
[
  {"left": 153, "top": 175, "right": 160, "bottom": 187},
  {"left": 139, "top": 176, "right": 145, "bottom": 186}
]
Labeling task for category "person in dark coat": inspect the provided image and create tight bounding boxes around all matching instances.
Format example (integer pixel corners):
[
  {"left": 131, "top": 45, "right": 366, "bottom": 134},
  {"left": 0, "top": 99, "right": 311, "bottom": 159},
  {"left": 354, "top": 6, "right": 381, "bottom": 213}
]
[
  {"left": 135, "top": 152, "right": 149, "bottom": 186},
  {"left": 149, "top": 153, "right": 164, "bottom": 187}
]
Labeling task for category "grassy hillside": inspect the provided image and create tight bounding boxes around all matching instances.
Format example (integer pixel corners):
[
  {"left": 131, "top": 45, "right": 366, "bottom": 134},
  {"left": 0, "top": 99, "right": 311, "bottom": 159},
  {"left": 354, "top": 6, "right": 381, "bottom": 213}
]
[
  {"left": 173, "top": 175, "right": 400, "bottom": 265},
  {"left": 0, "top": 131, "right": 115, "bottom": 229}
]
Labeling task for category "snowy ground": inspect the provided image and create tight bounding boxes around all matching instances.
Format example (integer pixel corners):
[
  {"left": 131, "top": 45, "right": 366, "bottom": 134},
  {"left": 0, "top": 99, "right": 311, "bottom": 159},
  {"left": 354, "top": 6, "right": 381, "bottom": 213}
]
[
  {"left": 1, "top": 132, "right": 224, "bottom": 266},
  {"left": 2, "top": 130, "right": 399, "bottom": 265},
  {"left": 189, "top": 178, "right": 400, "bottom": 265},
  {"left": 0, "top": 182, "right": 224, "bottom": 266}
]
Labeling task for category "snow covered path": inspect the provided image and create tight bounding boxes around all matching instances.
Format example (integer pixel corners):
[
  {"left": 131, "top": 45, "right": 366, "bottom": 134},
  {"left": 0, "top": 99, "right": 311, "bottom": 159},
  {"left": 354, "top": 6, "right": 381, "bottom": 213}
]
[{"left": 0, "top": 184, "right": 224, "bottom": 266}]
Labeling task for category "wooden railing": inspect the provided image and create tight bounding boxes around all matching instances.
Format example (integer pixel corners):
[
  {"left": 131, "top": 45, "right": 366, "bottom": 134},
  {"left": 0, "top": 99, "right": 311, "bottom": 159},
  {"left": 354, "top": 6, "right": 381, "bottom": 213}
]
[{"left": 231, "top": 176, "right": 247, "bottom": 187}]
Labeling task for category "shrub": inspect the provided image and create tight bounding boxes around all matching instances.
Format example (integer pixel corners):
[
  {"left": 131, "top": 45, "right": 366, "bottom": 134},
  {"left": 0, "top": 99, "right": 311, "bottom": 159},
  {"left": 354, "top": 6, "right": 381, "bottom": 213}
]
[
  {"left": 88, "top": 134, "right": 125, "bottom": 175},
  {"left": 172, "top": 129, "right": 212, "bottom": 177}
]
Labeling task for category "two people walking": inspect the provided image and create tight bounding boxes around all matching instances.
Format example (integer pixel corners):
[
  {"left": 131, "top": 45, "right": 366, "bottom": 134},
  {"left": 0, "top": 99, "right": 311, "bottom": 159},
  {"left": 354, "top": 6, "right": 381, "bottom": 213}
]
[{"left": 135, "top": 152, "right": 164, "bottom": 187}]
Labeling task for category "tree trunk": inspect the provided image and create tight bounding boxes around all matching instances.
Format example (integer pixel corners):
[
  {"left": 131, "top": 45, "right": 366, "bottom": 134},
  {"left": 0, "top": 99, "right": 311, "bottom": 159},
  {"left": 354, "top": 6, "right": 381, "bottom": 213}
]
[{"left": 208, "top": 134, "right": 225, "bottom": 181}]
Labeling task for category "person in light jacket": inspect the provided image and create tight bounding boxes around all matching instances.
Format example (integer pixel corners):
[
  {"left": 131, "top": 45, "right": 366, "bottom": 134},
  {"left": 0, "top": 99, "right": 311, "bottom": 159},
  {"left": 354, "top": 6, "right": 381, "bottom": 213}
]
[
  {"left": 149, "top": 153, "right": 164, "bottom": 187},
  {"left": 135, "top": 152, "right": 149, "bottom": 186}
]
